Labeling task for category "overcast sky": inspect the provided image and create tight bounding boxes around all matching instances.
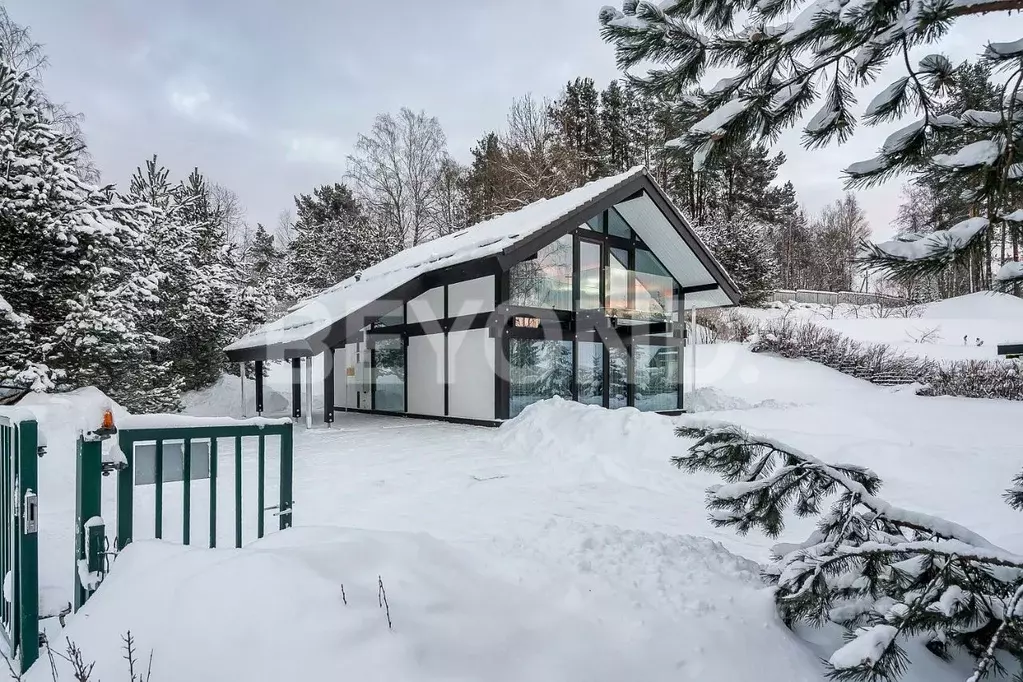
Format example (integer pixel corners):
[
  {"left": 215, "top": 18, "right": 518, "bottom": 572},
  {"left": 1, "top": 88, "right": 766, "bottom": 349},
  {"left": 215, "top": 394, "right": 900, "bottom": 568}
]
[{"left": 7, "top": 0, "right": 1017, "bottom": 240}]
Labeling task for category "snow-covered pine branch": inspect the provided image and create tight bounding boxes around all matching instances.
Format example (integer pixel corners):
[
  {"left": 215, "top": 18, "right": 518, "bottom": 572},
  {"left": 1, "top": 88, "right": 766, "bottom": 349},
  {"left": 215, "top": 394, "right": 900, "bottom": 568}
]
[
  {"left": 674, "top": 422, "right": 1023, "bottom": 681},
  {"left": 597, "top": 0, "right": 1023, "bottom": 285}
]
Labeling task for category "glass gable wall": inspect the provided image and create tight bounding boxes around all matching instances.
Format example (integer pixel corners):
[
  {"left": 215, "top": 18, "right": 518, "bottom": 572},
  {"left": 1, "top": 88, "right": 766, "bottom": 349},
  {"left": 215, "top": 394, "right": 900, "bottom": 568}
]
[{"left": 504, "top": 207, "right": 685, "bottom": 416}]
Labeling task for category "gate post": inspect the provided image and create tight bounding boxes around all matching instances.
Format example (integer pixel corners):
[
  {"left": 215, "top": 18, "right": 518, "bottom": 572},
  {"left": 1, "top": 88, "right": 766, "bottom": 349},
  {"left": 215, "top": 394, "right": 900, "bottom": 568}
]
[
  {"left": 74, "top": 437, "right": 103, "bottom": 612},
  {"left": 279, "top": 424, "right": 293, "bottom": 531},
  {"left": 115, "top": 433, "right": 134, "bottom": 551},
  {"left": 17, "top": 420, "right": 39, "bottom": 672}
]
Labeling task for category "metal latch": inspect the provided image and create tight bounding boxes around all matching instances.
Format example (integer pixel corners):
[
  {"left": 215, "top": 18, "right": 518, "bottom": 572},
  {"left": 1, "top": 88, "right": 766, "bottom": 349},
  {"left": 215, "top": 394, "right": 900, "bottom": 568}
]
[{"left": 23, "top": 490, "right": 38, "bottom": 534}]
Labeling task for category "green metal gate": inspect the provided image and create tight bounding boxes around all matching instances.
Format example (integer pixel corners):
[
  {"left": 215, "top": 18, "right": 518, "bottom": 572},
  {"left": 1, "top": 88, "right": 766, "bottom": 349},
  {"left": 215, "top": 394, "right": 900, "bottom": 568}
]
[
  {"left": 75, "top": 418, "right": 294, "bottom": 610},
  {"left": 0, "top": 412, "right": 39, "bottom": 673}
]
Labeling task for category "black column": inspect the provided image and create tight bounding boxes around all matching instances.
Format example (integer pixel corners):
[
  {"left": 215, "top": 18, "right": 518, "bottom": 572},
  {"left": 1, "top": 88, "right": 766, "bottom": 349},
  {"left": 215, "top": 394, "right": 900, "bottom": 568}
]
[
  {"left": 291, "top": 358, "right": 301, "bottom": 419},
  {"left": 323, "top": 349, "right": 335, "bottom": 425},
  {"left": 254, "top": 360, "right": 264, "bottom": 414},
  {"left": 677, "top": 292, "right": 685, "bottom": 411},
  {"left": 494, "top": 273, "right": 511, "bottom": 419}
]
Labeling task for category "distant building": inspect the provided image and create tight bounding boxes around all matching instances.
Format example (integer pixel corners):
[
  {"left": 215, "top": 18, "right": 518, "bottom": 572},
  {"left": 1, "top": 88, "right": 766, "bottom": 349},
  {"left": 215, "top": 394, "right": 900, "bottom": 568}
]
[{"left": 225, "top": 166, "right": 739, "bottom": 425}]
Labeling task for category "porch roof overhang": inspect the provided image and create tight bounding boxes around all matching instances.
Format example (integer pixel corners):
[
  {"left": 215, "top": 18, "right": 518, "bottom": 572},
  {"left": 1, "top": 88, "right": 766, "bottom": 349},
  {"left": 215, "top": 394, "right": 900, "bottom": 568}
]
[{"left": 224, "top": 167, "right": 740, "bottom": 363}]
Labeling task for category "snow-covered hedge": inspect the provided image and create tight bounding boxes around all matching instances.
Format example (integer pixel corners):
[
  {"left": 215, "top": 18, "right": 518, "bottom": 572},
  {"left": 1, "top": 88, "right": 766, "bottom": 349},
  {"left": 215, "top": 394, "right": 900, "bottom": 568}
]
[
  {"left": 750, "top": 319, "right": 927, "bottom": 384},
  {"left": 751, "top": 319, "right": 1023, "bottom": 401},
  {"left": 918, "top": 360, "right": 1023, "bottom": 401}
]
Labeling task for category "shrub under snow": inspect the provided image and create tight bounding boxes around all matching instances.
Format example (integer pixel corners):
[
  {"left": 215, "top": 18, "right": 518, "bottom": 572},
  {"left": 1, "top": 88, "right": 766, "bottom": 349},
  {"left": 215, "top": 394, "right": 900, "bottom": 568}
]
[{"left": 751, "top": 318, "right": 1023, "bottom": 401}]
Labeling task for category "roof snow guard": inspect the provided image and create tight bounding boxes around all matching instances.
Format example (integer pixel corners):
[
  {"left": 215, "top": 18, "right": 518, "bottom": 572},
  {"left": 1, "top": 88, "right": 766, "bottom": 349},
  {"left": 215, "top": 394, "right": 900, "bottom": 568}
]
[{"left": 225, "top": 167, "right": 740, "bottom": 362}]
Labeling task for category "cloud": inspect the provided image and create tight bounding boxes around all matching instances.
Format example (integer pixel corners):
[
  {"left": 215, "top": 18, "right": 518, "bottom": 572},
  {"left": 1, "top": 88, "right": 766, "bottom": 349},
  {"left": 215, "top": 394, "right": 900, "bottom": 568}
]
[
  {"left": 166, "top": 80, "right": 251, "bottom": 135},
  {"left": 283, "top": 133, "right": 348, "bottom": 167}
]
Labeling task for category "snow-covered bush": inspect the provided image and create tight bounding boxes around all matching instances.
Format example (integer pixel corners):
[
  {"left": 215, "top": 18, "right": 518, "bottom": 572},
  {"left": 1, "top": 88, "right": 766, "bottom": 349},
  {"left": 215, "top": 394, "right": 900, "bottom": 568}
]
[
  {"left": 751, "top": 319, "right": 927, "bottom": 383},
  {"left": 675, "top": 422, "right": 1023, "bottom": 682},
  {"left": 919, "top": 360, "right": 1023, "bottom": 401},
  {"left": 706, "top": 309, "right": 758, "bottom": 343}
]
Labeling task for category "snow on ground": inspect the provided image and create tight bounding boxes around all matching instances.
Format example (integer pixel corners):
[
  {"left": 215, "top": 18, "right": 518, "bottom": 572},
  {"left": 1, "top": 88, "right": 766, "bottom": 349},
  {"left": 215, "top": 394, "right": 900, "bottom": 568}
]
[
  {"left": 15, "top": 341, "right": 1023, "bottom": 680},
  {"left": 179, "top": 372, "right": 290, "bottom": 417},
  {"left": 742, "top": 291, "right": 1023, "bottom": 360}
]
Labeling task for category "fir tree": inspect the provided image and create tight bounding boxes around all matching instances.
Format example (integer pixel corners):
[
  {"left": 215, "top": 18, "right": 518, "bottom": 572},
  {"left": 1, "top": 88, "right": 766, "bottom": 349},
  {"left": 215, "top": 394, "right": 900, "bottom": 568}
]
[
  {"left": 597, "top": 0, "right": 1023, "bottom": 290},
  {"left": 0, "top": 64, "right": 179, "bottom": 410},
  {"left": 600, "top": 80, "right": 633, "bottom": 173},
  {"left": 697, "top": 214, "right": 778, "bottom": 304},
  {"left": 128, "top": 157, "right": 235, "bottom": 392},
  {"left": 675, "top": 423, "right": 1023, "bottom": 682},
  {"left": 550, "top": 77, "right": 605, "bottom": 184},
  {"left": 287, "top": 183, "right": 397, "bottom": 298},
  {"left": 236, "top": 223, "right": 287, "bottom": 337},
  {"left": 461, "top": 132, "right": 505, "bottom": 226}
]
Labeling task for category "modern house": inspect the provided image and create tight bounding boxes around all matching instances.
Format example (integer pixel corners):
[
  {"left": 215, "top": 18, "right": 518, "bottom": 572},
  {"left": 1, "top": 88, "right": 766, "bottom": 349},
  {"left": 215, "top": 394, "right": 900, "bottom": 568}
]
[{"left": 224, "top": 166, "right": 739, "bottom": 426}]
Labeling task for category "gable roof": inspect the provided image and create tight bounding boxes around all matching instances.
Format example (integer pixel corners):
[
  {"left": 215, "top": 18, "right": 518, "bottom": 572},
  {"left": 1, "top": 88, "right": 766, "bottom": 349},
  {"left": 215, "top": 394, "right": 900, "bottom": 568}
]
[{"left": 225, "top": 167, "right": 739, "bottom": 362}]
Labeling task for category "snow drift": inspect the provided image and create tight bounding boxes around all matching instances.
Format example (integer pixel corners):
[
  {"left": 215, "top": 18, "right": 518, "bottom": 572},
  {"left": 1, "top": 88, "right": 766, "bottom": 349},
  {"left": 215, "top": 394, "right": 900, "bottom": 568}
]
[{"left": 31, "top": 527, "right": 825, "bottom": 682}]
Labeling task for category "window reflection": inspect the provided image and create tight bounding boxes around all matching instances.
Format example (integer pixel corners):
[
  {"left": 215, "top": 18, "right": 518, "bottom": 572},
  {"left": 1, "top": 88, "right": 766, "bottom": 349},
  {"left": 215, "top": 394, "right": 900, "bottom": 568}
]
[
  {"left": 608, "top": 345, "right": 628, "bottom": 409},
  {"left": 374, "top": 338, "right": 405, "bottom": 412},
  {"left": 577, "top": 341, "right": 603, "bottom": 405},
  {"left": 509, "top": 235, "right": 572, "bottom": 310},
  {"left": 578, "top": 240, "right": 602, "bottom": 311},
  {"left": 509, "top": 339, "right": 573, "bottom": 417},
  {"left": 634, "top": 249, "right": 675, "bottom": 321},
  {"left": 607, "top": 247, "right": 630, "bottom": 312},
  {"left": 634, "top": 343, "right": 678, "bottom": 411}
]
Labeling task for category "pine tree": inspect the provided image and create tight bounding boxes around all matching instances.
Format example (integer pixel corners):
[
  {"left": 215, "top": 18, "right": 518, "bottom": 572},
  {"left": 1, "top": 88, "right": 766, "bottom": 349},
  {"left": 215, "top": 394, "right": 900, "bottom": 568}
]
[
  {"left": 550, "top": 77, "right": 605, "bottom": 185},
  {"left": 600, "top": 80, "right": 633, "bottom": 173},
  {"left": 597, "top": 0, "right": 1023, "bottom": 290},
  {"left": 461, "top": 132, "right": 505, "bottom": 226},
  {"left": 287, "top": 183, "right": 397, "bottom": 298},
  {"left": 697, "top": 214, "right": 778, "bottom": 305},
  {"left": 0, "top": 64, "right": 180, "bottom": 410},
  {"left": 128, "top": 157, "right": 236, "bottom": 392},
  {"left": 676, "top": 423, "right": 1023, "bottom": 682},
  {"left": 237, "top": 223, "right": 287, "bottom": 334}
]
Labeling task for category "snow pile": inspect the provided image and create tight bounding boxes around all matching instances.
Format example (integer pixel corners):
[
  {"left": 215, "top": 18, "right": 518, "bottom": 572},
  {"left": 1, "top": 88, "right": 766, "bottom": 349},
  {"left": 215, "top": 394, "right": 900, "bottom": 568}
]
[
  {"left": 27, "top": 527, "right": 823, "bottom": 682},
  {"left": 495, "top": 397, "right": 678, "bottom": 467},
  {"left": 16, "top": 386, "right": 126, "bottom": 447},
  {"left": 920, "top": 291, "right": 1023, "bottom": 320},
  {"left": 686, "top": 386, "right": 790, "bottom": 412},
  {"left": 180, "top": 372, "right": 290, "bottom": 417}
]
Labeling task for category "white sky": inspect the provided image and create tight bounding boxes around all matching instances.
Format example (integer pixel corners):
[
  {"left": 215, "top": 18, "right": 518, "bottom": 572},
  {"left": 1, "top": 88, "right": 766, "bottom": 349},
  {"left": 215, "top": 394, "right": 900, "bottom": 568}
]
[{"left": 6, "top": 0, "right": 1018, "bottom": 240}]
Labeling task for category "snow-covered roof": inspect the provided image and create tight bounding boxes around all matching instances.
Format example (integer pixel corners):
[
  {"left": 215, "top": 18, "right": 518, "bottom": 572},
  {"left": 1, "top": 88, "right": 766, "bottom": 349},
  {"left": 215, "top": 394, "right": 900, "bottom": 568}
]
[{"left": 225, "top": 166, "right": 739, "bottom": 360}]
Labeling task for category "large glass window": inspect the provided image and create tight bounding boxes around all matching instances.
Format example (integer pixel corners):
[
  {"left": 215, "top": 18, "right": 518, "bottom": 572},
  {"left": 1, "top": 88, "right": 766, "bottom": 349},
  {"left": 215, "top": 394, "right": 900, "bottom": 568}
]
[
  {"left": 509, "top": 235, "right": 572, "bottom": 310},
  {"left": 608, "top": 345, "right": 629, "bottom": 409},
  {"left": 633, "top": 343, "right": 679, "bottom": 412},
  {"left": 577, "top": 240, "right": 602, "bottom": 311},
  {"left": 606, "top": 247, "right": 630, "bottom": 313},
  {"left": 577, "top": 341, "right": 604, "bottom": 406},
  {"left": 581, "top": 214, "right": 604, "bottom": 233},
  {"left": 373, "top": 338, "right": 405, "bottom": 412},
  {"left": 635, "top": 249, "right": 675, "bottom": 321},
  {"left": 509, "top": 339, "right": 573, "bottom": 418},
  {"left": 608, "top": 207, "right": 634, "bottom": 239}
]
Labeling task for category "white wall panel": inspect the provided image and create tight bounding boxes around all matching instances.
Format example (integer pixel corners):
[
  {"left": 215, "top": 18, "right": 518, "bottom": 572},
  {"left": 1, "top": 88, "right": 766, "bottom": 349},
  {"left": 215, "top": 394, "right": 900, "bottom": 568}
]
[
  {"left": 447, "top": 329, "right": 495, "bottom": 420},
  {"left": 407, "top": 334, "right": 445, "bottom": 416},
  {"left": 407, "top": 286, "right": 445, "bottom": 323},
  {"left": 331, "top": 346, "right": 352, "bottom": 408},
  {"left": 447, "top": 276, "right": 494, "bottom": 317}
]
